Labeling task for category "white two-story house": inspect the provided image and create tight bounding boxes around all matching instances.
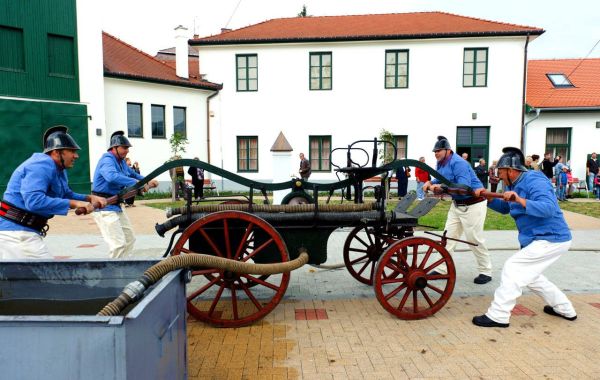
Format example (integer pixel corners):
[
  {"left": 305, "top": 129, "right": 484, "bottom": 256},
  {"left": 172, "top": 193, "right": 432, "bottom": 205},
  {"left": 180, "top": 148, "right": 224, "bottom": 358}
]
[{"left": 191, "top": 12, "right": 543, "bottom": 188}]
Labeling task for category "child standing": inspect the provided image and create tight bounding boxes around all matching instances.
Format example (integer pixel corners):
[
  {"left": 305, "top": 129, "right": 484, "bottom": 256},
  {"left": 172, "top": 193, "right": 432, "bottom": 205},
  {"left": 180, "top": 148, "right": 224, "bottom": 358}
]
[
  {"left": 556, "top": 166, "right": 568, "bottom": 201},
  {"left": 595, "top": 174, "right": 600, "bottom": 200}
]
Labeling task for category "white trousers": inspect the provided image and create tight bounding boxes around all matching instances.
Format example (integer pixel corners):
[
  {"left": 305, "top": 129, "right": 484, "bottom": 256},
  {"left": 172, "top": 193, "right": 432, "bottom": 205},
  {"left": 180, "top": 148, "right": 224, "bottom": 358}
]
[
  {"left": 92, "top": 210, "right": 136, "bottom": 259},
  {"left": 437, "top": 200, "right": 492, "bottom": 276},
  {"left": 0, "top": 230, "right": 52, "bottom": 259},
  {"left": 486, "top": 240, "right": 576, "bottom": 324}
]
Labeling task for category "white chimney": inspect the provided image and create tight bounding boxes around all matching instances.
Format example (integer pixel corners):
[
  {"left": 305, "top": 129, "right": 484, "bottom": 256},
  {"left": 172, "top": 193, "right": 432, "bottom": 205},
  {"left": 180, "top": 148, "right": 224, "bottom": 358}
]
[{"left": 174, "top": 25, "right": 189, "bottom": 79}]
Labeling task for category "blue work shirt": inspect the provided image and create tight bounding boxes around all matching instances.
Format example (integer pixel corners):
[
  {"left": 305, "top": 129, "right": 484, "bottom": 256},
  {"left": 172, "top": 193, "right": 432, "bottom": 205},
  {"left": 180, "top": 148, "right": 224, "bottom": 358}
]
[
  {"left": 431, "top": 152, "right": 483, "bottom": 201},
  {"left": 488, "top": 170, "right": 571, "bottom": 248},
  {"left": 0, "top": 153, "right": 87, "bottom": 233},
  {"left": 92, "top": 152, "right": 144, "bottom": 212}
]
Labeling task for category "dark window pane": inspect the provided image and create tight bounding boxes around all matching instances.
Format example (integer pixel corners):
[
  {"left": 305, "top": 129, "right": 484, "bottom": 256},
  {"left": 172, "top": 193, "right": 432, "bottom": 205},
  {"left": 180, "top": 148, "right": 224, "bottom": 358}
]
[
  {"left": 127, "top": 103, "right": 143, "bottom": 137},
  {"left": 457, "top": 128, "right": 472, "bottom": 145},
  {"left": 173, "top": 107, "right": 186, "bottom": 137},
  {"left": 472, "top": 128, "right": 488, "bottom": 145},
  {"left": 151, "top": 105, "right": 165, "bottom": 138}
]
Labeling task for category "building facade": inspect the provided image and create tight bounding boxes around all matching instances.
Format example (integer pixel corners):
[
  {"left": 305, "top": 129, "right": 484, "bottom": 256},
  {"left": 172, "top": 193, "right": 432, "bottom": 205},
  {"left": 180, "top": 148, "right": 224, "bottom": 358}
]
[{"left": 192, "top": 12, "right": 543, "bottom": 188}]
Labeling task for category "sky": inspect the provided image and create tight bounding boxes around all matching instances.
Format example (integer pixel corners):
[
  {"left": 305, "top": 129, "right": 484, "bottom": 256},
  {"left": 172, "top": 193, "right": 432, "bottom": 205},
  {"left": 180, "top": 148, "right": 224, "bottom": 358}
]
[{"left": 101, "top": 0, "right": 600, "bottom": 60}]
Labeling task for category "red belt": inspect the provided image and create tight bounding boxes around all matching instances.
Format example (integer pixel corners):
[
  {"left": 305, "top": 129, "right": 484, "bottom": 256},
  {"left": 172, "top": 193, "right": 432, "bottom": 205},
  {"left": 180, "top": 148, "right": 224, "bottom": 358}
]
[
  {"left": 0, "top": 200, "right": 49, "bottom": 235},
  {"left": 454, "top": 196, "right": 485, "bottom": 206}
]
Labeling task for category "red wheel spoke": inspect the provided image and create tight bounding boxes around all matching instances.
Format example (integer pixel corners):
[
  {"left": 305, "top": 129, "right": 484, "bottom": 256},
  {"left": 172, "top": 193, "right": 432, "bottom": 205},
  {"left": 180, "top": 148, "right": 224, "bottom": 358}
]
[
  {"left": 423, "top": 258, "right": 446, "bottom": 274},
  {"left": 234, "top": 223, "right": 254, "bottom": 261},
  {"left": 385, "top": 258, "right": 407, "bottom": 274},
  {"left": 418, "top": 246, "right": 434, "bottom": 269},
  {"left": 426, "top": 283, "right": 444, "bottom": 294},
  {"left": 238, "top": 281, "right": 262, "bottom": 310},
  {"left": 230, "top": 286, "right": 239, "bottom": 320},
  {"left": 412, "top": 290, "right": 418, "bottom": 313},
  {"left": 240, "top": 274, "right": 280, "bottom": 291},
  {"left": 187, "top": 276, "right": 220, "bottom": 301},
  {"left": 179, "top": 247, "right": 194, "bottom": 255},
  {"left": 243, "top": 238, "right": 274, "bottom": 262},
  {"left": 411, "top": 245, "right": 418, "bottom": 267},
  {"left": 420, "top": 289, "right": 434, "bottom": 308},
  {"left": 381, "top": 277, "right": 406, "bottom": 285},
  {"left": 199, "top": 229, "right": 224, "bottom": 258},
  {"left": 384, "top": 283, "right": 407, "bottom": 300},
  {"left": 223, "top": 219, "right": 232, "bottom": 259},
  {"left": 397, "top": 286, "right": 411, "bottom": 310},
  {"left": 207, "top": 284, "right": 225, "bottom": 316},
  {"left": 427, "top": 273, "right": 450, "bottom": 280}
]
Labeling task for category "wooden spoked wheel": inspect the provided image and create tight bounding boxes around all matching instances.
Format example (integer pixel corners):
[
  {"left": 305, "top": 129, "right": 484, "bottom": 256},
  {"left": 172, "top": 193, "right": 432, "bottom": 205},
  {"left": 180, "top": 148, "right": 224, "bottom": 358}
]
[
  {"left": 172, "top": 211, "right": 290, "bottom": 327},
  {"left": 373, "top": 237, "right": 455, "bottom": 319},
  {"left": 343, "top": 225, "right": 395, "bottom": 285}
]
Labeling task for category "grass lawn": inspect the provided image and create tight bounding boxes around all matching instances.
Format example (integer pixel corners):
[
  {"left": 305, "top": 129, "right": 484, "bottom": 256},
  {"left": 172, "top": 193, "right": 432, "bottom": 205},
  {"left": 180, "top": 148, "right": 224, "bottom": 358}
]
[
  {"left": 145, "top": 195, "right": 599, "bottom": 231},
  {"left": 559, "top": 199, "right": 600, "bottom": 219}
]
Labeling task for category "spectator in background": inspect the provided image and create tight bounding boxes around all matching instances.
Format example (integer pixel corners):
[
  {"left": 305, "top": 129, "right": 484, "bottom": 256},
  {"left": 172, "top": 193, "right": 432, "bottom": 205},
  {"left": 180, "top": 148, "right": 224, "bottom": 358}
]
[
  {"left": 587, "top": 152, "right": 599, "bottom": 193},
  {"left": 299, "top": 153, "right": 311, "bottom": 180},
  {"left": 188, "top": 157, "right": 205, "bottom": 200},
  {"left": 525, "top": 156, "right": 533, "bottom": 170},
  {"left": 565, "top": 167, "right": 575, "bottom": 199},
  {"left": 556, "top": 165, "right": 568, "bottom": 201},
  {"left": 488, "top": 160, "right": 500, "bottom": 193},
  {"left": 414, "top": 157, "right": 430, "bottom": 200},
  {"left": 396, "top": 165, "right": 409, "bottom": 199},
  {"left": 475, "top": 159, "right": 489, "bottom": 189},
  {"left": 531, "top": 154, "right": 540, "bottom": 171},
  {"left": 132, "top": 161, "right": 141, "bottom": 175},
  {"left": 594, "top": 174, "right": 600, "bottom": 200},
  {"left": 540, "top": 153, "right": 556, "bottom": 179},
  {"left": 462, "top": 152, "right": 469, "bottom": 161}
]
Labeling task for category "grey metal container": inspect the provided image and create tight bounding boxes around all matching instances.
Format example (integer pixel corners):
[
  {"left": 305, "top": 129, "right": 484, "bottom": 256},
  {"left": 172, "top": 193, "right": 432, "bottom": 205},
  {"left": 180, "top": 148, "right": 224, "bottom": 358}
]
[{"left": 0, "top": 260, "right": 187, "bottom": 380}]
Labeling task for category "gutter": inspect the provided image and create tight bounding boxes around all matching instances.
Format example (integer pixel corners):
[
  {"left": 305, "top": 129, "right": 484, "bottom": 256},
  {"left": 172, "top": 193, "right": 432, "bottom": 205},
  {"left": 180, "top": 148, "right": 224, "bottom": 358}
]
[
  {"left": 206, "top": 89, "right": 220, "bottom": 164},
  {"left": 520, "top": 34, "right": 530, "bottom": 151}
]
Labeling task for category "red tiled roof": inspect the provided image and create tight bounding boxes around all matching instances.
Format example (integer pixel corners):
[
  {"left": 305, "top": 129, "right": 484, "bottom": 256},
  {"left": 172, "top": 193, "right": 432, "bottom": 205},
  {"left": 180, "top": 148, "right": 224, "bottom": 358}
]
[
  {"left": 102, "top": 32, "right": 221, "bottom": 90},
  {"left": 191, "top": 12, "right": 543, "bottom": 45},
  {"left": 159, "top": 59, "right": 200, "bottom": 80},
  {"left": 527, "top": 58, "right": 600, "bottom": 109}
]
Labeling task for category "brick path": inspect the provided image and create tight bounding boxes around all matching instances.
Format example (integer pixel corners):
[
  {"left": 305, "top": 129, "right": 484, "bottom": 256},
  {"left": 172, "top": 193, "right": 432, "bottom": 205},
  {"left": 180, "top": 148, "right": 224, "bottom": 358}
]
[{"left": 187, "top": 294, "right": 600, "bottom": 379}]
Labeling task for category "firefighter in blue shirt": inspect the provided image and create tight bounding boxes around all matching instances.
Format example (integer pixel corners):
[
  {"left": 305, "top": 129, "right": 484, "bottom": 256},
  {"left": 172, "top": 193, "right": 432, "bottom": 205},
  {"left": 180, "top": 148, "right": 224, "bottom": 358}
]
[
  {"left": 0, "top": 126, "right": 107, "bottom": 259},
  {"left": 92, "top": 131, "right": 158, "bottom": 258},
  {"left": 472, "top": 147, "right": 576, "bottom": 328},
  {"left": 423, "top": 136, "right": 492, "bottom": 284}
]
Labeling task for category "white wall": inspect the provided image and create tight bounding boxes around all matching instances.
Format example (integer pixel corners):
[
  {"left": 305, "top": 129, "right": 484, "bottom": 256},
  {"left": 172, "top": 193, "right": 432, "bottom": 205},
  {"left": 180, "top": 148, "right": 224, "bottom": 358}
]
[
  {"left": 198, "top": 36, "right": 528, "bottom": 187},
  {"left": 76, "top": 1, "right": 107, "bottom": 179},
  {"left": 525, "top": 111, "right": 600, "bottom": 180},
  {"left": 103, "top": 78, "right": 212, "bottom": 183}
]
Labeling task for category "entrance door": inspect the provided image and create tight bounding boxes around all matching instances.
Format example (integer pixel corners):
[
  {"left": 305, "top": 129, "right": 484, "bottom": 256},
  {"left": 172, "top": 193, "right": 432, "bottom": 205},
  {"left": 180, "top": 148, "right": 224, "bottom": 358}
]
[{"left": 456, "top": 126, "right": 489, "bottom": 167}]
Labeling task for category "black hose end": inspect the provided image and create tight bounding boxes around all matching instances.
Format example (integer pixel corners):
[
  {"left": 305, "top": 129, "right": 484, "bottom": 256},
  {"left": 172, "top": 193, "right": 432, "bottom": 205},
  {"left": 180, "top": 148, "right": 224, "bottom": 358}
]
[{"left": 155, "top": 222, "right": 166, "bottom": 237}]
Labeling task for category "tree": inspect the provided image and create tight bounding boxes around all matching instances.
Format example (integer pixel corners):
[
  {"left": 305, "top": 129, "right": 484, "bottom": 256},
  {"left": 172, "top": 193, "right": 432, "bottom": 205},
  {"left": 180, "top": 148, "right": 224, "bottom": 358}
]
[
  {"left": 169, "top": 132, "right": 188, "bottom": 159},
  {"left": 297, "top": 5, "right": 308, "bottom": 17},
  {"left": 378, "top": 129, "right": 395, "bottom": 164},
  {"left": 168, "top": 132, "right": 189, "bottom": 201}
]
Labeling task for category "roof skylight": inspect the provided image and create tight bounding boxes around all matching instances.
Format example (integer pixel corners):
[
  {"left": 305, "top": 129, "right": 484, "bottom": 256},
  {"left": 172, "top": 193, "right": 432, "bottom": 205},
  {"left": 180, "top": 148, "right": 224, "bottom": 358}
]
[{"left": 546, "top": 73, "right": 574, "bottom": 88}]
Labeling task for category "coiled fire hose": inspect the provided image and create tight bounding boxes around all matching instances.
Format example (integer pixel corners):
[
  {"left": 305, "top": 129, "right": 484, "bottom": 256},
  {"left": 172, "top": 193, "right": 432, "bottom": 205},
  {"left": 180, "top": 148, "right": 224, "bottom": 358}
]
[{"left": 97, "top": 249, "right": 310, "bottom": 317}]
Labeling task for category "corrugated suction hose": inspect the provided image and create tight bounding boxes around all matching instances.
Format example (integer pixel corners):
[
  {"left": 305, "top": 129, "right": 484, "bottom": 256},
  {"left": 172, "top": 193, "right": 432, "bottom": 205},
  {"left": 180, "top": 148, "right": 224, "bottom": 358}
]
[{"left": 97, "top": 249, "right": 309, "bottom": 317}]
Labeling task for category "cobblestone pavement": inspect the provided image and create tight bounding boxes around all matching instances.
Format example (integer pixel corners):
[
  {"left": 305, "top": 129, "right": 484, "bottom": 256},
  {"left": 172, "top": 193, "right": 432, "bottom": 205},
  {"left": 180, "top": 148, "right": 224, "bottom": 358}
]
[{"left": 42, "top": 202, "right": 600, "bottom": 379}]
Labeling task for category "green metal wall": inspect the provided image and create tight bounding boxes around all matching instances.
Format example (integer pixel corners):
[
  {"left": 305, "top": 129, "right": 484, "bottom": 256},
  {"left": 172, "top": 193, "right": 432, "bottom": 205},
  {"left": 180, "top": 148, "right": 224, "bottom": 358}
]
[
  {"left": 0, "top": 0, "right": 79, "bottom": 101},
  {"left": 0, "top": 99, "right": 91, "bottom": 194}
]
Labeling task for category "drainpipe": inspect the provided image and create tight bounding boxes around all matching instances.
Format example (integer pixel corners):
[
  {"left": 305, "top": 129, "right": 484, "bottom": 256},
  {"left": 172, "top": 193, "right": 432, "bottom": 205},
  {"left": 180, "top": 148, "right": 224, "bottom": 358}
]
[
  {"left": 206, "top": 90, "right": 219, "bottom": 164},
  {"left": 520, "top": 34, "right": 530, "bottom": 151},
  {"left": 523, "top": 108, "right": 541, "bottom": 154}
]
